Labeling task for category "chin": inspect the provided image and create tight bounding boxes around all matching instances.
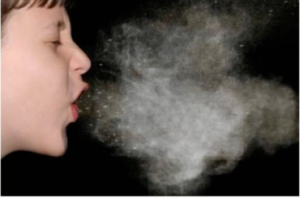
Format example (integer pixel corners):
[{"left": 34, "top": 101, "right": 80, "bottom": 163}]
[
  {"left": 37, "top": 131, "right": 69, "bottom": 157},
  {"left": 45, "top": 142, "right": 68, "bottom": 157},
  {"left": 48, "top": 147, "right": 67, "bottom": 157}
]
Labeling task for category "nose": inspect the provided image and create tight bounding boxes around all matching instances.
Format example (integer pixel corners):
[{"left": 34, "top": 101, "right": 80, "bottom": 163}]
[{"left": 69, "top": 44, "right": 91, "bottom": 75}]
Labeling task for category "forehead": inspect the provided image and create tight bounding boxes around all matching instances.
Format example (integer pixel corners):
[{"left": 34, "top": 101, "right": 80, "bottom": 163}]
[{"left": 7, "top": 5, "right": 69, "bottom": 31}]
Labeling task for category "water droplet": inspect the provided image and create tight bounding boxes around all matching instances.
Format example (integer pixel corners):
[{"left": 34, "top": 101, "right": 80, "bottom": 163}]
[
  {"left": 99, "top": 63, "right": 103, "bottom": 66},
  {"left": 239, "top": 44, "right": 244, "bottom": 48},
  {"left": 103, "top": 105, "right": 108, "bottom": 109},
  {"left": 87, "top": 95, "right": 91, "bottom": 98}
]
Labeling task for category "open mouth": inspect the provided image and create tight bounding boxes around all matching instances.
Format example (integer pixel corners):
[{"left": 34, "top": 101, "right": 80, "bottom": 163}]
[{"left": 71, "top": 103, "right": 79, "bottom": 122}]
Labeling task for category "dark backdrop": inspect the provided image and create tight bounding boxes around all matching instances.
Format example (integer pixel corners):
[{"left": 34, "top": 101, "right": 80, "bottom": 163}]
[{"left": 1, "top": 0, "right": 299, "bottom": 195}]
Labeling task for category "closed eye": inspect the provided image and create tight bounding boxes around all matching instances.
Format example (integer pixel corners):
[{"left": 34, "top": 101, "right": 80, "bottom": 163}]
[{"left": 52, "top": 40, "right": 62, "bottom": 45}]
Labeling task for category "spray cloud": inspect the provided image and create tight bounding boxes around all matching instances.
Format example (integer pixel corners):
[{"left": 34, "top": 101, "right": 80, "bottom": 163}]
[{"left": 78, "top": 1, "right": 298, "bottom": 195}]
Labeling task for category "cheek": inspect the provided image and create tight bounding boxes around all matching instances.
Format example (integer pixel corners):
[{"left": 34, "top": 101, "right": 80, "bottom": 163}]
[
  {"left": 2, "top": 44, "right": 71, "bottom": 138},
  {"left": 15, "top": 50, "right": 68, "bottom": 101}
]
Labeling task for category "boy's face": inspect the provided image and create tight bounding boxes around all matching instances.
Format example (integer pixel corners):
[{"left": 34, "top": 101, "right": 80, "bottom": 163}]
[{"left": 1, "top": 4, "right": 91, "bottom": 156}]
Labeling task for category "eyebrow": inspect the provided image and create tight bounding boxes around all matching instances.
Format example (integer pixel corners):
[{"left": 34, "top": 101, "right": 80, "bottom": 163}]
[{"left": 43, "top": 20, "right": 66, "bottom": 31}]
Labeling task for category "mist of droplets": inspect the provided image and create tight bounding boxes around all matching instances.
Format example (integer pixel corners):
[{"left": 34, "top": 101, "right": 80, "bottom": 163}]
[{"left": 78, "top": 2, "right": 298, "bottom": 195}]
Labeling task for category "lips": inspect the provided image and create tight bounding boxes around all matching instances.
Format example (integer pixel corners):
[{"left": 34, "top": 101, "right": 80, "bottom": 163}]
[
  {"left": 71, "top": 103, "right": 79, "bottom": 122},
  {"left": 71, "top": 84, "right": 89, "bottom": 122}
]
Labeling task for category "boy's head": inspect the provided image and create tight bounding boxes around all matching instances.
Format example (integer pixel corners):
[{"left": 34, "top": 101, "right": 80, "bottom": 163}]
[{"left": 1, "top": 0, "right": 91, "bottom": 157}]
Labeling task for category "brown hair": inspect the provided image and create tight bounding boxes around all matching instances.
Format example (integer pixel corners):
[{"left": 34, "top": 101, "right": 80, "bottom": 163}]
[{"left": 1, "top": 0, "right": 68, "bottom": 30}]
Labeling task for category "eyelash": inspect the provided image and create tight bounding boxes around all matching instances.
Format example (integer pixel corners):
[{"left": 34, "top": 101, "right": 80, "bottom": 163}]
[{"left": 51, "top": 40, "right": 62, "bottom": 46}]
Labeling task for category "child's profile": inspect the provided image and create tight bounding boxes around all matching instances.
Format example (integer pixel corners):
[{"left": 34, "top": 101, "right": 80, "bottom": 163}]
[{"left": 1, "top": 0, "right": 91, "bottom": 158}]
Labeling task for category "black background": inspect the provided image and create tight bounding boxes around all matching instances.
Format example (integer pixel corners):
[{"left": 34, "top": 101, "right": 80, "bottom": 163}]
[{"left": 1, "top": 0, "right": 299, "bottom": 195}]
